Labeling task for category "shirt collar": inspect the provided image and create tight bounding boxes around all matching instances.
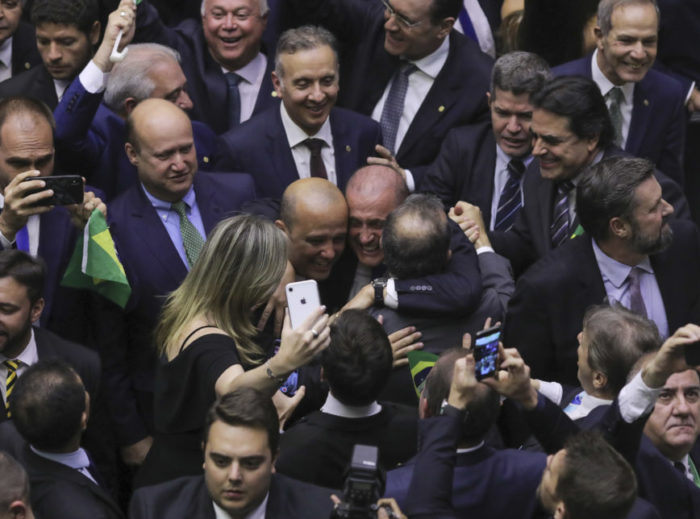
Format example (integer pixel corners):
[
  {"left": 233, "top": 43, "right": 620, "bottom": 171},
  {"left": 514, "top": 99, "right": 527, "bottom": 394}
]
[
  {"left": 31, "top": 445, "right": 90, "bottom": 470},
  {"left": 220, "top": 51, "right": 266, "bottom": 84},
  {"left": 592, "top": 237, "right": 653, "bottom": 288},
  {"left": 280, "top": 102, "right": 334, "bottom": 147},
  {"left": 0, "top": 327, "right": 38, "bottom": 365},
  {"left": 456, "top": 441, "right": 485, "bottom": 454},
  {"left": 591, "top": 49, "right": 635, "bottom": 103},
  {"left": 213, "top": 492, "right": 269, "bottom": 519},
  {"left": 141, "top": 183, "right": 197, "bottom": 211},
  {"left": 0, "top": 36, "right": 12, "bottom": 68},
  {"left": 320, "top": 392, "right": 382, "bottom": 418},
  {"left": 495, "top": 144, "right": 534, "bottom": 168},
  {"left": 409, "top": 36, "right": 449, "bottom": 79}
]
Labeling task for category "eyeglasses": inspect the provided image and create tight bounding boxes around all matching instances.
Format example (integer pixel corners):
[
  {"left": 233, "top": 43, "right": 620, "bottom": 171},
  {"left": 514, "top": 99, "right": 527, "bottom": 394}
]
[{"left": 381, "top": 0, "right": 424, "bottom": 29}]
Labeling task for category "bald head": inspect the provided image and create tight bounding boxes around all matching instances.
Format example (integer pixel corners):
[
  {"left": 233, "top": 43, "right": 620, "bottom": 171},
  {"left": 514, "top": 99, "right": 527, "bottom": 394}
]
[
  {"left": 346, "top": 165, "right": 408, "bottom": 207},
  {"left": 125, "top": 99, "right": 197, "bottom": 202},
  {"left": 277, "top": 178, "right": 348, "bottom": 281}
]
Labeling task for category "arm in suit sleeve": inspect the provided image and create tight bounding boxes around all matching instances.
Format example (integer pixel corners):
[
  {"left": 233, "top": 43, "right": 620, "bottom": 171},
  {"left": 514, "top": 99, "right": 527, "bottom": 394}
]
[
  {"left": 477, "top": 250, "right": 514, "bottom": 317},
  {"left": 394, "top": 221, "right": 482, "bottom": 317},
  {"left": 418, "top": 129, "right": 467, "bottom": 209}
]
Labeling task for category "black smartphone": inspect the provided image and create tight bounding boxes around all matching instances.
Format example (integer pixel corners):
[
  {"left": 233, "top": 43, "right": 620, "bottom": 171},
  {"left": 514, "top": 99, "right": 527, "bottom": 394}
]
[
  {"left": 685, "top": 341, "right": 700, "bottom": 366},
  {"left": 22, "top": 175, "right": 83, "bottom": 206},
  {"left": 473, "top": 324, "right": 501, "bottom": 380}
]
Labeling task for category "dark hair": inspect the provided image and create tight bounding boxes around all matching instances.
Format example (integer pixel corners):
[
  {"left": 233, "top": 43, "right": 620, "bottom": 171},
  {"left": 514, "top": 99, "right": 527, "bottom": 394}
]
[
  {"left": 0, "top": 250, "right": 46, "bottom": 304},
  {"left": 0, "top": 452, "right": 29, "bottom": 511},
  {"left": 557, "top": 431, "right": 637, "bottom": 519},
  {"left": 598, "top": 0, "right": 659, "bottom": 36},
  {"left": 383, "top": 194, "right": 450, "bottom": 279},
  {"left": 491, "top": 51, "right": 552, "bottom": 97},
  {"left": 423, "top": 348, "right": 500, "bottom": 443},
  {"left": 577, "top": 156, "right": 655, "bottom": 241},
  {"left": 429, "top": 0, "right": 461, "bottom": 25},
  {"left": 0, "top": 96, "right": 55, "bottom": 147},
  {"left": 321, "top": 309, "right": 392, "bottom": 406},
  {"left": 11, "top": 360, "right": 86, "bottom": 451},
  {"left": 531, "top": 76, "right": 614, "bottom": 150},
  {"left": 204, "top": 387, "right": 280, "bottom": 454},
  {"left": 30, "top": 0, "right": 99, "bottom": 35},
  {"left": 583, "top": 304, "right": 660, "bottom": 394},
  {"left": 275, "top": 25, "right": 338, "bottom": 79}
]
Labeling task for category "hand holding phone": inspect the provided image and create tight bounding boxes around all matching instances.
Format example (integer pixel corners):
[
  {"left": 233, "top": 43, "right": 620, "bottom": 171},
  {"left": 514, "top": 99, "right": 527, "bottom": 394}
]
[
  {"left": 285, "top": 280, "right": 321, "bottom": 329},
  {"left": 21, "top": 175, "right": 83, "bottom": 207},
  {"left": 473, "top": 324, "right": 501, "bottom": 380}
]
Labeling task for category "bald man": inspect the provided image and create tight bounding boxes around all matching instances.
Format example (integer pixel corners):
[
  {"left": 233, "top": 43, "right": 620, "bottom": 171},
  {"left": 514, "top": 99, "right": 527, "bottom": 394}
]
[{"left": 98, "top": 98, "right": 256, "bottom": 464}]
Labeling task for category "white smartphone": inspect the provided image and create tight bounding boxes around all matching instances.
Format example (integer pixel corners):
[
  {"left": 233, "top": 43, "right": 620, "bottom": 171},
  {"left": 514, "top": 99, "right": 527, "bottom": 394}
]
[{"left": 285, "top": 280, "right": 321, "bottom": 329}]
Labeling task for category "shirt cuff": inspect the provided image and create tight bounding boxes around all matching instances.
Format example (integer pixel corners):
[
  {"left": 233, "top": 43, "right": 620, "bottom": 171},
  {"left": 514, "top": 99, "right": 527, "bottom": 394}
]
[
  {"left": 536, "top": 380, "right": 563, "bottom": 405},
  {"left": 404, "top": 170, "right": 416, "bottom": 193},
  {"left": 385, "top": 278, "right": 399, "bottom": 309},
  {"left": 476, "top": 246, "right": 495, "bottom": 255},
  {"left": 80, "top": 60, "right": 109, "bottom": 93},
  {"left": 686, "top": 81, "right": 696, "bottom": 105},
  {"left": 617, "top": 370, "right": 661, "bottom": 423},
  {"left": 0, "top": 229, "right": 13, "bottom": 249}
]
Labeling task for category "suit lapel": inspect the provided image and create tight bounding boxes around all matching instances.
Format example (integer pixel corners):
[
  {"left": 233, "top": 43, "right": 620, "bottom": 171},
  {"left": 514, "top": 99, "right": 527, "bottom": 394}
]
[
  {"left": 267, "top": 109, "right": 301, "bottom": 186},
  {"left": 193, "top": 175, "right": 223, "bottom": 234},
  {"left": 626, "top": 81, "right": 650, "bottom": 156},
  {"left": 329, "top": 109, "right": 354, "bottom": 189}
]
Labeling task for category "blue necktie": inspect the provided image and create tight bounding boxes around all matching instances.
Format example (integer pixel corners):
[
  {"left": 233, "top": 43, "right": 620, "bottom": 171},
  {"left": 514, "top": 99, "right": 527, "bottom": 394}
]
[
  {"left": 226, "top": 72, "right": 241, "bottom": 129},
  {"left": 380, "top": 63, "right": 418, "bottom": 154},
  {"left": 550, "top": 180, "right": 574, "bottom": 247},
  {"left": 494, "top": 159, "right": 525, "bottom": 231},
  {"left": 15, "top": 225, "right": 29, "bottom": 252}
]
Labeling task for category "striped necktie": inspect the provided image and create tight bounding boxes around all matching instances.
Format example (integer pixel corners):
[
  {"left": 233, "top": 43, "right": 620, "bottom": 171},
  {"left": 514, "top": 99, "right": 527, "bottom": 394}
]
[
  {"left": 550, "top": 180, "right": 574, "bottom": 247},
  {"left": 171, "top": 201, "right": 204, "bottom": 268},
  {"left": 4, "top": 359, "right": 19, "bottom": 418},
  {"left": 494, "top": 159, "right": 525, "bottom": 231}
]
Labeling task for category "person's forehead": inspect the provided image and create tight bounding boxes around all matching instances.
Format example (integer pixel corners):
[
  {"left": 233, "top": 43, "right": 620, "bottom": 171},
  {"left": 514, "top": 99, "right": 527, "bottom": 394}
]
[
  {"left": 35, "top": 22, "right": 86, "bottom": 38},
  {"left": 279, "top": 45, "right": 337, "bottom": 76},
  {"left": 206, "top": 421, "right": 270, "bottom": 454},
  {"left": 347, "top": 189, "right": 397, "bottom": 217},
  {"left": 391, "top": 0, "right": 433, "bottom": 20},
  {"left": 610, "top": 2, "right": 659, "bottom": 30},
  {"left": 0, "top": 113, "right": 53, "bottom": 151},
  {"left": 532, "top": 109, "right": 573, "bottom": 135},
  {"left": 204, "top": 0, "right": 261, "bottom": 12},
  {"left": 663, "top": 370, "right": 700, "bottom": 391}
]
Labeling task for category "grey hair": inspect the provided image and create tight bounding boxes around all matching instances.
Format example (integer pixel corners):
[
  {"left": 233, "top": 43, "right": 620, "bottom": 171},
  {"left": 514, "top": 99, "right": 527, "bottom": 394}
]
[
  {"left": 274, "top": 25, "right": 339, "bottom": 79},
  {"left": 490, "top": 51, "right": 552, "bottom": 97},
  {"left": 597, "top": 0, "right": 659, "bottom": 35},
  {"left": 201, "top": 0, "right": 269, "bottom": 17},
  {"left": 104, "top": 43, "right": 182, "bottom": 116}
]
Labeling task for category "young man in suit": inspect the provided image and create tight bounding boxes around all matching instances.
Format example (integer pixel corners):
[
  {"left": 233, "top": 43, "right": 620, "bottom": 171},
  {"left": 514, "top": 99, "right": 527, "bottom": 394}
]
[
  {"left": 217, "top": 25, "right": 382, "bottom": 199},
  {"left": 129, "top": 387, "right": 334, "bottom": 519}
]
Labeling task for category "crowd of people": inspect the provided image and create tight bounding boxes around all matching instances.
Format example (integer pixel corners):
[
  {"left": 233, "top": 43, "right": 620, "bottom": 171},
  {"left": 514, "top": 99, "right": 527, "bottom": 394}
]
[{"left": 0, "top": 0, "right": 699, "bottom": 518}]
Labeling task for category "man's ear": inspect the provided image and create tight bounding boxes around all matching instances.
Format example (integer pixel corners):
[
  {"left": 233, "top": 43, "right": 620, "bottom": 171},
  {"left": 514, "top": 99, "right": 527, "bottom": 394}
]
[
  {"left": 610, "top": 216, "right": 631, "bottom": 240},
  {"left": 419, "top": 396, "right": 430, "bottom": 419},
  {"left": 271, "top": 71, "right": 283, "bottom": 99},
  {"left": 553, "top": 501, "right": 566, "bottom": 519},
  {"left": 271, "top": 449, "right": 279, "bottom": 473},
  {"left": 592, "top": 371, "right": 607, "bottom": 391},
  {"left": 8, "top": 500, "right": 29, "bottom": 519},
  {"left": 446, "top": 249, "right": 452, "bottom": 263},
  {"left": 123, "top": 97, "right": 138, "bottom": 116},
  {"left": 89, "top": 20, "right": 101, "bottom": 47},
  {"left": 437, "top": 17, "right": 455, "bottom": 39},
  {"left": 275, "top": 219, "right": 289, "bottom": 235},
  {"left": 125, "top": 142, "right": 139, "bottom": 166},
  {"left": 30, "top": 297, "right": 44, "bottom": 324}
]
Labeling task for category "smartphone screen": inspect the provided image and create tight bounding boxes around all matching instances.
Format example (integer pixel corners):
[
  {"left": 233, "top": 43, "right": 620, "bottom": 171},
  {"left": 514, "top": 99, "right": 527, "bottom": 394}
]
[{"left": 474, "top": 325, "right": 501, "bottom": 380}]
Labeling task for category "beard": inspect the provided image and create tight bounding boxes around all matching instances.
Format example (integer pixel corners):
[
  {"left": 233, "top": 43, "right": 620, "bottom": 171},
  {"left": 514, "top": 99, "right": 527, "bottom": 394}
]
[{"left": 630, "top": 220, "right": 673, "bottom": 256}]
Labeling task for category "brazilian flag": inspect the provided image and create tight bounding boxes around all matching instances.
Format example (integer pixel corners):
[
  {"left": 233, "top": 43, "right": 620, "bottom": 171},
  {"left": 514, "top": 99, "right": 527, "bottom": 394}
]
[
  {"left": 61, "top": 209, "right": 131, "bottom": 308},
  {"left": 407, "top": 350, "right": 439, "bottom": 399}
]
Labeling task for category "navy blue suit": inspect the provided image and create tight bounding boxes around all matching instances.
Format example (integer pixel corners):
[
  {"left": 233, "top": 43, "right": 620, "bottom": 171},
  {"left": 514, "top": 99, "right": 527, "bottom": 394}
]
[
  {"left": 7, "top": 21, "right": 42, "bottom": 77},
  {"left": 134, "top": 0, "right": 277, "bottom": 135},
  {"left": 54, "top": 78, "right": 219, "bottom": 200},
  {"left": 98, "top": 173, "right": 256, "bottom": 445},
  {"left": 289, "top": 0, "right": 493, "bottom": 174},
  {"left": 0, "top": 64, "right": 59, "bottom": 109},
  {"left": 216, "top": 106, "right": 382, "bottom": 198},
  {"left": 554, "top": 55, "right": 687, "bottom": 187}
]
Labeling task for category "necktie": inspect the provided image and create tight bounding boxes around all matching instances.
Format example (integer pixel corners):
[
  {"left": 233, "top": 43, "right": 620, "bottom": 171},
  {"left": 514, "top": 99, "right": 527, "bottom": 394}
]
[
  {"left": 171, "top": 201, "right": 204, "bottom": 268},
  {"left": 550, "top": 180, "right": 574, "bottom": 247},
  {"left": 606, "top": 87, "right": 624, "bottom": 147},
  {"left": 15, "top": 225, "right": 29, "bottom": 253},
  {"left": 303, "top": 138, "right": 328, "bottom": 179},
  {"left": 225, "top": 72, "right": 242, "bottom": 129},
  {"left": 380, "top": 63, "right": 418, "bottom": 154},
  {"left": 4, "top": 359, "right": 19, "bottom": 418},
  {"left": 494, "top": 159, "right": 526, "bottom": 231},
  {"left": 626, "top": 267, "right": 648, "bottom": 318}
]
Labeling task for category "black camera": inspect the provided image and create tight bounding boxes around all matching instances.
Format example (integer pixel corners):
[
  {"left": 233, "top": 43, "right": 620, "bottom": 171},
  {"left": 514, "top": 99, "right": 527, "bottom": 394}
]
[{"left": 330, "top": 444, "right": 385, "bottom": 519}]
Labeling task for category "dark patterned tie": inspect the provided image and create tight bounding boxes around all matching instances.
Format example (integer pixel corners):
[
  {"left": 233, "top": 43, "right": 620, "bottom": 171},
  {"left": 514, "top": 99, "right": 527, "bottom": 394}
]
[
  {"left": 379, "top": 63, "right": 418, "bottom": 154},
  {"left": 626, "top": 267, "right": 648, "bottom": 318},
  {"left": 171, "top": 201, "right": 204, "bottom": 268},
  {"left": 550, "top": 180, "right": 575, "bottom": 247},
  {"left": 4, "top": 359, "right": 19, "bottom": 418},
  {"left": 494, "top": 159, "right": 526, "bottom": 231},
  {"left": 606, "top": 87, "right": 624, "bottom": 147},
  {"left": 225, "top": 72, "right": 242, "bottom": 129},
  {"left": 303, "top": 138, "right": 328, "bottom": 179}
]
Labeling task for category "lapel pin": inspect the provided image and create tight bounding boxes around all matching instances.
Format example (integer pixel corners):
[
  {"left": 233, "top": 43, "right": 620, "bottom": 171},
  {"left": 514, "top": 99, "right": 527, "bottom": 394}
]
[
  {"left": 203, "top": 156, "right": 209, "bottom": 163},
  {"left": 346, "top": 145, "right": 351, "bottom": 152},
  {"left": 24, "top": 62, "right": 30, "bottom": 69},
  {"left": 438, "top": 105, "right": 445, "bottom": 112},
  {"left": 643, "top": 99, "right": 649, "bottom": 106},
  {"left": 271, "top": 91, "right": 278, "bottom": 97}
]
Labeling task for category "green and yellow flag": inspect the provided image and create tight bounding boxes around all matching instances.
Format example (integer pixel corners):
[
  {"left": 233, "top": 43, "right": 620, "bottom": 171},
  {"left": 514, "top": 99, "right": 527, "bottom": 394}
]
[
  {"left": 407, "top": 350, "right": 439, "bottom": 399},
  {"left": 61, "top": 209, "right": 131, "bottom": 308}
]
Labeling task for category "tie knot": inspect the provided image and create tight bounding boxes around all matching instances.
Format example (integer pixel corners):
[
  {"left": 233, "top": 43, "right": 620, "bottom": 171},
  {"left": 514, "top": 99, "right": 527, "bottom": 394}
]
[
  {"left": 674, "top": 461, "right": 687, "bottom": 475},
  {"left": 627, "top": 266, "right": 644, "bottom": 282},
  {"left": 304, "top": 138, "right": 325, "bottom": 156},
  {"left": 507, "top": 159, "right": 526, "bottom": 178},
  {"left": 606, "top": 86, "right": 624, "bottom": 104},
  {"left": 557, "top": 180, "right": 574, "bottom": 195},
  {"left": 225, "top": 72, "right": 241, "bottom": 87},
  {"left": 400, "top": 63, "right": 418, "bottom": 78},
  {"left": 3, "top": 360, "right": 19, "bottom": 371},
  {"left": 171, "top": 200, "right": 188, "bottom": 217}
]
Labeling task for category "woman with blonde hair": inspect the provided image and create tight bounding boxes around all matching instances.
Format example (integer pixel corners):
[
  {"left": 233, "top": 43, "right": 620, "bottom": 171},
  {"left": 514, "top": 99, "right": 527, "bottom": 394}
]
[{"left": 136, "top": 214, "right": 330, "bottom": 486}]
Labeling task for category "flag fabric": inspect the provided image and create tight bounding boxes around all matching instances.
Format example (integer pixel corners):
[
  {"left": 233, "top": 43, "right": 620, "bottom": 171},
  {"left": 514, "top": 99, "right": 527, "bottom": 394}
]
[
  {"left": 407, "top": 350, "right": 440, "bottom": 399},
  {"left": 61, "top": 209, "right": 131, "bottom": 308}
]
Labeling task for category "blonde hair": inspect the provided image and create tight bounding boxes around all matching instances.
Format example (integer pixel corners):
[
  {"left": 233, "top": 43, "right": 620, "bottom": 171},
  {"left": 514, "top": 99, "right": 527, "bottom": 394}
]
[{"left": 156, "top": 214, "right": 288, "bottom": 365}]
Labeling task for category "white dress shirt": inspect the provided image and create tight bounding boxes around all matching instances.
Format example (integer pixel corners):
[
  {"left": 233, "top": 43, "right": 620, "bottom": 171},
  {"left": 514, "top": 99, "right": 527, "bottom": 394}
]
[
  {"left": 591, "top": 49, "right": 634, "bottom": 147},
  {"left": 321, "top": 392, "right": 382, "bottom": 418},
  {"left": 221, "top": 52, "right": 267, "bottom": 123},
  {"left": 0, "top": 37, "right": 13, "bottom": 82}
]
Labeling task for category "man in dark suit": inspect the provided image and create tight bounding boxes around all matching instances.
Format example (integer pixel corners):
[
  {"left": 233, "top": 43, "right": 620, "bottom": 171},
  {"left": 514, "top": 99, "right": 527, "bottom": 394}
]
[
  {"left": 133, "top": 0, "right": 277, "bottom": 134},
  {"left": 0, "top": 0, "right": 42, "bottom": 82},
  {"left": 53, "top": 4, "right": 218, "bottom": 200},
  {"left": 98, "top": 98, "right": 256, "bottom": 466},
  {"left": 9, "top": 360, "right": 124, "bottom": 519},
  {"left": 130, "top": 387, "right": 334, "bottom": 519},
  {"left": 553, "top": 0, "right": 687, "bottom": 187},
  {"left": 0, "top": 0, "right": 101, "bottom": 109},
  {"left": 505, "top": 156, "right": 700, "bottom": 385},
  {"left": 276, "top": 310, "right": 417, "bottom": 489},
  {"left": 290, "top": 0, "right": 493, "bottom": 176},
  {"left": 217, "top": 25, "right": 382, "bottom": 199}
]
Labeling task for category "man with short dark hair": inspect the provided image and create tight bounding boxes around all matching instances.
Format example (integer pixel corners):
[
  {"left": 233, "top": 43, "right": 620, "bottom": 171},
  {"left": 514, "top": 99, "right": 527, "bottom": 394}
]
[
  {"left": 554, "top": 0, "right": 687, "bottom": 186},
  {"left": 275, "top": 310, "right": 417, "bottom": 489},
  {"left": 0, "top": 0, "right": 100, "bottom": 108},
  {"left": 129, "top": 387, "right": 334, "bottom": 518}
]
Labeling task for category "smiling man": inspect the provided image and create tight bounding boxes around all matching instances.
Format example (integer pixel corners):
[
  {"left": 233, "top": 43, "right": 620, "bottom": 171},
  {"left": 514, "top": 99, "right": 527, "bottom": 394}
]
[
  {"left": 554, "top": 0, "right": 687, "bottom": 187},
  {"left": 129, "top": 388, "right": 334, "bottom": 519},
  {"left": 216, "top": 25, "right": 381, "bottom": 199}
]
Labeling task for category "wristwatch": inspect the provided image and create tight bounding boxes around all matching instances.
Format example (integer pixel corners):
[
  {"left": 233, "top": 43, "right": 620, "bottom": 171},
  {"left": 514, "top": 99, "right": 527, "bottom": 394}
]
[{"left": 371, "top": 277, "right": 388, "bottom": 307}]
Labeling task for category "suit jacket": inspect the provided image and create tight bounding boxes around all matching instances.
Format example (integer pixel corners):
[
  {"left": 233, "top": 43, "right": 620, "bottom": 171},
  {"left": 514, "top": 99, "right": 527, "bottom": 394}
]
[
  {"left": 0, "top": 64, "right": 58, "bottom": 108},
  {"left": 656, "top": 0, "right": 700, "bottom": 86},
  {"left": 275, "top": 402, "right": 418, "bottom": 490},
  {"left": 553, "top": 55, "right": 687, "bottom": 187},
  {"left": 99, "top": 173, "right": 256, "bottom": 445},
  {"left": 9, "top": 22, "right": 42, "bottom": 76},
  {"left": 54, "top": 77, "right": 219, "bottom": 200},
  {"left": 490, "top": 146, "right": 691, "bottom": 274},
  {"left": 134, "top": 1, "right": 277, "bottom": 135},
  {"left": 130, "top": 473, "right": 333, "bottom": 519},
  {"left": 216, "top": 105, "right": 382, "bottom": 198},
  {"left": 504, "top": 220, "right": 700, "bottom": 385},
  {"left": 289, "top": 0, "right": 493, "bottom": 173}
]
